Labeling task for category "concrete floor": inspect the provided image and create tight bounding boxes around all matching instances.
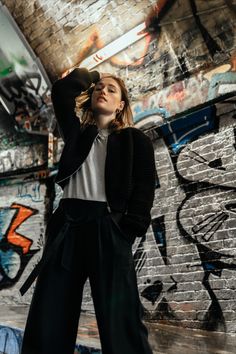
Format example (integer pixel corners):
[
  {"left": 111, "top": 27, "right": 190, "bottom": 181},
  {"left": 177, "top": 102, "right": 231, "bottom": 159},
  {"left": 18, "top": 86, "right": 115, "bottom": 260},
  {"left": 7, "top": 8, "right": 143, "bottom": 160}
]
[{"left": 1, "top": 305, "right": 236, "bottom": 353}]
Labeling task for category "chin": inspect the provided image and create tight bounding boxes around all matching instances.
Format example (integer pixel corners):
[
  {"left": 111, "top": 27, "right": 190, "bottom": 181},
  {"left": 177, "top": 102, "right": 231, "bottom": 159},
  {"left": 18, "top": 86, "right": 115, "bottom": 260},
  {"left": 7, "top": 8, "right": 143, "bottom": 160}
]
[{"left": 93, "top": 106, "right": 114, "bottom": 116}]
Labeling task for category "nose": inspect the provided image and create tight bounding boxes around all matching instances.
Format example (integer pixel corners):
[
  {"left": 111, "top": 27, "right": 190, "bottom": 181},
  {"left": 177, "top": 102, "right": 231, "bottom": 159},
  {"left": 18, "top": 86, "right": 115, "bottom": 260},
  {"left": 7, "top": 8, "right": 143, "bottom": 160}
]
[{"left": 100, "top": 86, "right": 107, "bottom": 95}]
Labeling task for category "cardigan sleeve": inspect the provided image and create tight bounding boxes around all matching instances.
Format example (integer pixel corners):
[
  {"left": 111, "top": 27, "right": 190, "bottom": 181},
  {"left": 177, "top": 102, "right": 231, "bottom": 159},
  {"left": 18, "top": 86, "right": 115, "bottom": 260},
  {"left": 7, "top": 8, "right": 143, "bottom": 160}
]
[
  {"left": 119, "top": 129, "right": 156, "bottom": 240},
  {"left": 51, "top": 68, "right": 100, "bottom": 141}
]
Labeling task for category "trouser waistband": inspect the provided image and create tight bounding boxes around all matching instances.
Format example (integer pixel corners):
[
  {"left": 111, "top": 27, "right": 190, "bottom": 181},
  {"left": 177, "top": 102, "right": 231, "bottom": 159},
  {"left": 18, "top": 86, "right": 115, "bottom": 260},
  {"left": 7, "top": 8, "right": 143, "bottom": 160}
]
[
  {"left": 20, "top": 199, "right": 110, "bottom": 296},
  {"left": 60, "top": 198, "right": 109, "bottom": 220}
]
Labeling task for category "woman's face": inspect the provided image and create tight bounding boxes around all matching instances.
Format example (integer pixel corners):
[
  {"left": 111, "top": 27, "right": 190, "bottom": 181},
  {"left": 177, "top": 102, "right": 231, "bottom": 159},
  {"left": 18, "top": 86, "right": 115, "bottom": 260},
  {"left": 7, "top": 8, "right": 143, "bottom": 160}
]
[{"left": 91, "top": 77, "right": 125, "bottom": 116}]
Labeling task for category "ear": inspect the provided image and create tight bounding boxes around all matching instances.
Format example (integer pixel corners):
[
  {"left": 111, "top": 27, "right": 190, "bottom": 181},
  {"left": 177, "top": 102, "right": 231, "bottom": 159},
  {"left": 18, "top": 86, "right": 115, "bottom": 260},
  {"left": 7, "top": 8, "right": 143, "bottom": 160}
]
[{"left": 119, "top": 100, "right": 125, "bottom": 111}]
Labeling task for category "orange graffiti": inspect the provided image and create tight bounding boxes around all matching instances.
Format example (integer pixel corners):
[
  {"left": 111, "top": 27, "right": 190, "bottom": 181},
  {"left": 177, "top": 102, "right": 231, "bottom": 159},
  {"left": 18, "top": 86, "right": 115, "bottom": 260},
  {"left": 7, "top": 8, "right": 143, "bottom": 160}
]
[
  {"left": 7, "top": 203, "right": 37, "bottom": 254},
  {"left": 77, "top": 30, "right": 104, "bottom": 64},
  {"left": 62, "top": 27, "right": 152, "bottom": 77},
  {"left": 61, "top": 1, "right": 174, "bottom": 77},
  {"left": 231, "top": 52, "right": 236, "bottom": 71},
  {"left": 110, "top": 34, "right": 152, "bottom": 67},
  {"left": 62, "top": 30, "right": 105, "bottom": 77}
]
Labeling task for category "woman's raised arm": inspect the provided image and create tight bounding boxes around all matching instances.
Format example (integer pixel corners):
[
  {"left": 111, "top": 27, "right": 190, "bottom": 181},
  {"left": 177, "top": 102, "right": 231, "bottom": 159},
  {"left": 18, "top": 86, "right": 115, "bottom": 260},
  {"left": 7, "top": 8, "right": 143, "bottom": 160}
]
[{"left": 51, "top": 68, "right": 100, "bottom": 141}]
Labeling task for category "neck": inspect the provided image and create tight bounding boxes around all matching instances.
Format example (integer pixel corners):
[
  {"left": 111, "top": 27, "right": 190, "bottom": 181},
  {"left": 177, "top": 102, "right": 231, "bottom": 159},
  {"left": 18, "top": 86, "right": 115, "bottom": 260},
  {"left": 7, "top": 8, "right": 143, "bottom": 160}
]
[{"left": 95, "top": 113, "right": 116, "bottom": 129}]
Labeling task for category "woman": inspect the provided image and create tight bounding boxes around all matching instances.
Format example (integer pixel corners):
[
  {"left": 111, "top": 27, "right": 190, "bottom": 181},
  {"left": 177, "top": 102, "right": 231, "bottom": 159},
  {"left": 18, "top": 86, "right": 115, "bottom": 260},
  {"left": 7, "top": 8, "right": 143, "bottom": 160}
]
[{"left": 20, "top": 67, "right": 156, "bottom": 354}]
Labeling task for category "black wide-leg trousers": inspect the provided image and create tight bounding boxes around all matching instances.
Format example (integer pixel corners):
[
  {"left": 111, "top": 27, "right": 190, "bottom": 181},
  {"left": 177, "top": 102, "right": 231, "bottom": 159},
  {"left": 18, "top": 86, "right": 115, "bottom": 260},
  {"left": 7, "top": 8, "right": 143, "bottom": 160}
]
[{"left": 21, "top": 199, "right": 153, "bottom": 354}]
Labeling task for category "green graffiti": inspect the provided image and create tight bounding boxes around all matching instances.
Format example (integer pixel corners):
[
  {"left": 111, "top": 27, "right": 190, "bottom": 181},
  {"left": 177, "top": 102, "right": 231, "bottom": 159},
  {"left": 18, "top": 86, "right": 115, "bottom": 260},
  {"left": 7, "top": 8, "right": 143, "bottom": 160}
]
[
  {"left": 11, "top": 54, "right": 28, "bottom": 67},
  {"left": 0, "top": 66, "right": 13, "bottom": 77},
  {"left": 0, "top": 54, "right": 28, "bottom": 78}
]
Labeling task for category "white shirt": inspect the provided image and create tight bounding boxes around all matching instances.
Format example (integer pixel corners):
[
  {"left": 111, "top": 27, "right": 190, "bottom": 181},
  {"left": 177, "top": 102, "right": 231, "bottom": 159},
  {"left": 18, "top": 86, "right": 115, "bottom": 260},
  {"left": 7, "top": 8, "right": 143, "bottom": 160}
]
[{"left": 62, "top": 128, "right": 109, "bottom": 201}]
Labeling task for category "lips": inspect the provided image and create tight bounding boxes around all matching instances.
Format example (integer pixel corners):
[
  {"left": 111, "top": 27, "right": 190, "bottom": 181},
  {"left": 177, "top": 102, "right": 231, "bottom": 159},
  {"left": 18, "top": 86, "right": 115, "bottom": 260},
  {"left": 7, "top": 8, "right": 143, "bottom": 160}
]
[{"left": 97, "top": 96, "right": 107, "bottom": 102}]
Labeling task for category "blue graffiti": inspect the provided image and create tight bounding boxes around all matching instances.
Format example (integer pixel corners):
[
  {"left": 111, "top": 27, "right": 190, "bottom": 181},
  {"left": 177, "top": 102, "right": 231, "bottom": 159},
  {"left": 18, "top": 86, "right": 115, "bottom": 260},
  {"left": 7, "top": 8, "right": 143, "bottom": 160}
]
[
  {"left": 0, "top": 249, "right": 20, "bottom": 279},
  {"left": 0, "top": 208, "right": 16, "bottom": 241},
  {"left": 0, "top": 204, "right": 38, "bottom": 289},
  {"left": 0, "top": 325, "right": 102, "bottom": 354},
  {"left": 159, "top": 106, "right": 216, "bottom": 153},
  {"left": 151, "top": 216, "right": 167, "bottom": 265},
  {"left": 208, "top": 72, "right": 236, "bottom": 100},
  {"left": 17, "top": 183, "right": 43, "bottom": 203},
  {"left": 0, "top": 326, "right": 23, "bottom": 354},
  {"left": 75, "top": 344, "right": 101, "bottom": 353},
  {"left": 203, "top": 263, "right": 217, "bottom": 271},
  {"left": 133, "top": 107, "right": 170, "bottom": 123}
]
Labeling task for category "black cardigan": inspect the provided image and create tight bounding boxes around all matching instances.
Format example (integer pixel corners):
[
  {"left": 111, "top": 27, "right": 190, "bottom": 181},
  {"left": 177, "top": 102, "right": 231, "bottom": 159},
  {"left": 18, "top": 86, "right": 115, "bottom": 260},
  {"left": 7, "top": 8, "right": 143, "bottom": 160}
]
[{"left": 51, "top": 68, "right": 156, "bottom": 242}]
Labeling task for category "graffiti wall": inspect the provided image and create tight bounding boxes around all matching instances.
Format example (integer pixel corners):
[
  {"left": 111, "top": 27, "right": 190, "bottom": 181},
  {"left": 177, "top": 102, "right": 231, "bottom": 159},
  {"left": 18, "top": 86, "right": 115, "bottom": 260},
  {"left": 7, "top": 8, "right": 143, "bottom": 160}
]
[
  {"left": 137, "top": 100, "right": 236, "bottom": 333},
  {"left": 0, "top": 180, "right": 47, "bottom": 304},
  {"left": 59, "top": 0, "right": 236, "bottom": 107},
  {"left": 0, "top": 5, "right": 53, "bottom": 135},
  {"left": 0, "top": 0, "right": 236, "bottom": 335},
  {"left": 0, "top": 325, "right": 101, "bottom": 354},
  {"left": 0, "top": 106, "right": 48, "bottom": 177},
  {"left": 0, "top": 325, "right": 23, "bottom": 354},
  {"left": 0, "top": 5, "right": 53, "bottom": 176},
  {"left": 132, "top": 59, "right": 236, "bottom": 129},
  {"left": 79, "top": 99, "right": 236, "bottom": 333}
]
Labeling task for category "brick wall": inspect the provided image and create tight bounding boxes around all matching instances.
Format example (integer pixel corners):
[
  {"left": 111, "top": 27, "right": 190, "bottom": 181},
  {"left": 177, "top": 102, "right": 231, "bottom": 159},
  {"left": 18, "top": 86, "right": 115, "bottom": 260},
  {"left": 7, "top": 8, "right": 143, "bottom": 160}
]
[
  {"left": 0, "top": 0, "right": 157, "bottom": 79},
  {"left": 0, "top": 179, "right": 50, "bottom": 305},
  {"left": 2, "top": 0, "right": 235, "bottom": 93},
  {"left": 80, "top": 100, "right": 236, "bottom": 333},
  {"left": 1, "top": 0, "right": 236, "bottom": 333},
  {"left": 143, "top": 101, "right": 236, "bottom": 332}
]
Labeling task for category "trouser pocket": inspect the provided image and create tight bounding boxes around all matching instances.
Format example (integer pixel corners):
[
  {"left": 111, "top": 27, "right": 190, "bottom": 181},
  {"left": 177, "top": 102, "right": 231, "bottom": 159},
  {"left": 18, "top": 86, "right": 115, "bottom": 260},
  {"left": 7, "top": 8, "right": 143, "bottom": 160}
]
[{"left": 109, "top": 213, "right": 136, "bottom": 245}]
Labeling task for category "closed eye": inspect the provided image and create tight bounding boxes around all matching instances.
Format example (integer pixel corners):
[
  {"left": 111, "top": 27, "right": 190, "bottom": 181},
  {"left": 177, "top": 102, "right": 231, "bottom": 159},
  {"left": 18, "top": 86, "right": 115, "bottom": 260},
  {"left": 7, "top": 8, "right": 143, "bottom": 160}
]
[{"left": 95, "top": 84, "right": 117, "bottom": 93}]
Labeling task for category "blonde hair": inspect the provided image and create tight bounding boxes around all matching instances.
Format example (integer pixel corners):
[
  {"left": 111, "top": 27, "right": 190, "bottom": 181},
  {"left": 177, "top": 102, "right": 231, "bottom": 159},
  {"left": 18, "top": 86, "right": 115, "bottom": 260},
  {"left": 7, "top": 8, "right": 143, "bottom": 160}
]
[{"left": 75, "top": 75, "right": 134, "bottom": 131}]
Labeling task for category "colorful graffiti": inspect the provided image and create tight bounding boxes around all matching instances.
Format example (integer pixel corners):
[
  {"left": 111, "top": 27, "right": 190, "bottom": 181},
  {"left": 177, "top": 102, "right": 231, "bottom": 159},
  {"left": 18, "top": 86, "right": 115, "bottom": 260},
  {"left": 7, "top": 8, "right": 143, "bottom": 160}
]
[
  {"left": 0, "top": 325, "right": 101, "bottom": 354},
  {"left": 75, "top": 344, "right": 101, "bottom": 354},
  {"left": 0, "top": 5, "right": 53, "bottom": 135},
  {"left": 0, "top": 7, "right": 50, "bottom": 178},
  {"left": 0, "top": 106, "right": 48, "bottom": 176},
  {"left": 159, "top": 105, "right": 217, "bottom": 153},
  {"left": 63, "top": 0, "right": 174, "bottom": 71},
  {"left": 58, "top": 0, "right": 236, "bottom": 136},
  {"left": 0, "top": 326, "right": 23, "bottom": 354},
  {"left": 0, "top": 203, "right": 38, "bottom": 289},
  {"left": 131, "top": 61, "right": 236, "bottom": 128},
  {"left": 132, "top": 99, "right": 236, "bottom": 331},
  {"left": 61, "top": 0, "right": 236, "bottom": 107},
  {"left": 0, "top": 144, "right": 47, "bottom": 175},
  {"left": 55, "top": 0, "right": 174, "bottom": 74},
  {"left": 0, "top": 71, "right": 53, "bottom": 134},
  {"left": 17, "top": 182, "right": 43, "bottom": 203}
]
